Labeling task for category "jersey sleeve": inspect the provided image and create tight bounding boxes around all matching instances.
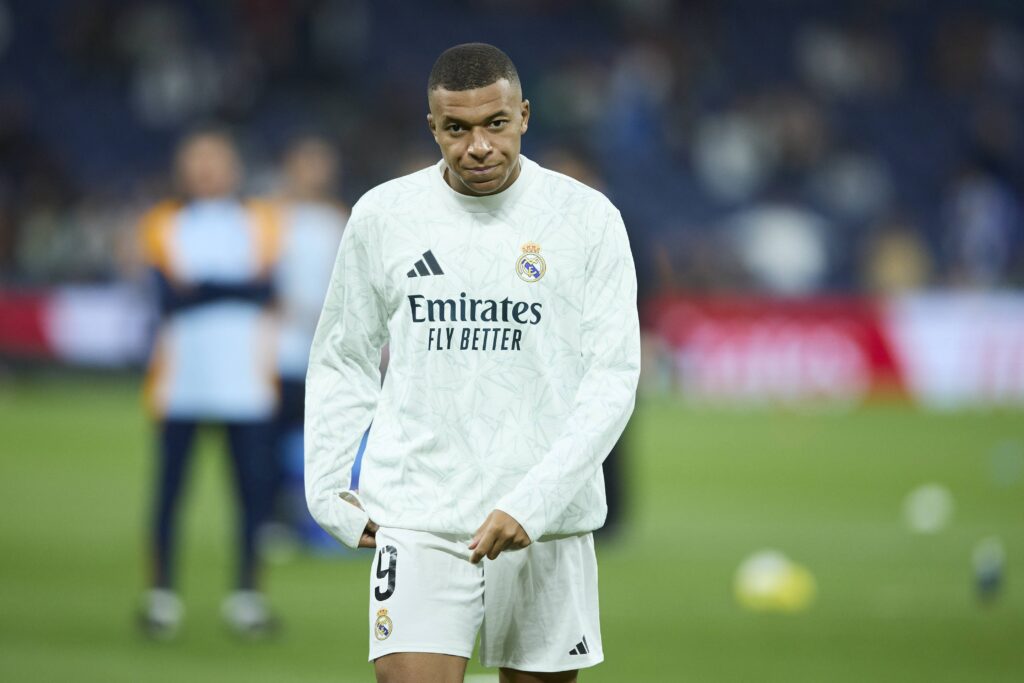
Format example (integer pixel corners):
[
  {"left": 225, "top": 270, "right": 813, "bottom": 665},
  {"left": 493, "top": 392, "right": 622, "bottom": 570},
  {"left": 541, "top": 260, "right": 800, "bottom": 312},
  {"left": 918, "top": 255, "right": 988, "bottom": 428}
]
[
  {"left": 304, "top": 201, "right": 388, "bottom": 548},
  {"left": 138, "top": 201, "right": 180, "bottom": 276},
  {"left": 495, "top": 202, "right": 641, "bottom": 542}
]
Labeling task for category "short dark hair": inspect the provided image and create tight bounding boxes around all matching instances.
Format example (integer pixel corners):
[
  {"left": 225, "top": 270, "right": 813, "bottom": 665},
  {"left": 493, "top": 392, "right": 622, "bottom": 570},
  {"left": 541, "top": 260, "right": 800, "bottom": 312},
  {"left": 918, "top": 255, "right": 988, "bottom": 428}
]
[{"left": 428, "top": 43, "right": 521, "bottom": 94}]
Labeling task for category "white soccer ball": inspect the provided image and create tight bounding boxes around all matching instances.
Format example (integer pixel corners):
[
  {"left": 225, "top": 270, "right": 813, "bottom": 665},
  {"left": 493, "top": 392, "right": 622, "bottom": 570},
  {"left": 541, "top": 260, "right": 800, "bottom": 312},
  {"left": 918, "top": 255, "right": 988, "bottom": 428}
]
[{"left": 903, "top": 483, "right": 954, "bottom": 534}]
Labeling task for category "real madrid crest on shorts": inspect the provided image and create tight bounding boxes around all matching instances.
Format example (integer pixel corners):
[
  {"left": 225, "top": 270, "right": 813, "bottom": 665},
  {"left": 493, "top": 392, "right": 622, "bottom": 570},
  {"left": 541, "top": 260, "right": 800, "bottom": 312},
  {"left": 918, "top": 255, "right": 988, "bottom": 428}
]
[
  {"left": 516, "top": 241, "right": 546, "bottom": 282},
  {"left": 374, "top": 608, "right": 393, "bottom": 640}
]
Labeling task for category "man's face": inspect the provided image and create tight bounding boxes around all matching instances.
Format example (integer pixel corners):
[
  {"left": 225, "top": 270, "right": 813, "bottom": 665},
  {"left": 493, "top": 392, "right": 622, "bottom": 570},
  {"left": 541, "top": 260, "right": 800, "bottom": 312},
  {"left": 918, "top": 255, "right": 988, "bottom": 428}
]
[
  {"left": 284, "top": 139, "right": 338, "bottom": 200},
  {"left": 427, "top": 79, "right": 530, "bottom": 196},
  {"left": 176, "top": 134, "right": 241, "bottom": 199}
]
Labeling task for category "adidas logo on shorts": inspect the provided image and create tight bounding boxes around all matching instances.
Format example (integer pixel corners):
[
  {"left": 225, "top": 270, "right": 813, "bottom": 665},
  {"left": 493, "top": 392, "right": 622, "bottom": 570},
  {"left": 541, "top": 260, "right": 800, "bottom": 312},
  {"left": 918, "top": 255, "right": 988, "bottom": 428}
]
[{"left": 568, "top": 634, "right": 590, "bottom": 656}]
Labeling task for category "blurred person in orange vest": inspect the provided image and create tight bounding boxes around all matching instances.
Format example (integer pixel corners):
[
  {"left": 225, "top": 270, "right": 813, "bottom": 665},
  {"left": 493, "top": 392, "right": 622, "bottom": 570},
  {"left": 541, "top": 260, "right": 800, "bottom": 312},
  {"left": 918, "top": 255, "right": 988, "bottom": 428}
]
[
  {"left": 270, "top": 135, "right": 348, "bottom": 550},
  {"left": 138, "top": 127, "right": 281, "bottom": 638}
]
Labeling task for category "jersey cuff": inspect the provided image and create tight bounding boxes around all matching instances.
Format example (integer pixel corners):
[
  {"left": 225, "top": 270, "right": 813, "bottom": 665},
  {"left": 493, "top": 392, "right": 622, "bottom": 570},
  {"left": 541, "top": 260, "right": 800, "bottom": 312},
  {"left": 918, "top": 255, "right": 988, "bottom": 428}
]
[
  {"left": 333, "top": 490, "right": 371, "bottom": 549},
  {"left": 494, "top": 493, "right": 544, "bottom": 545}
]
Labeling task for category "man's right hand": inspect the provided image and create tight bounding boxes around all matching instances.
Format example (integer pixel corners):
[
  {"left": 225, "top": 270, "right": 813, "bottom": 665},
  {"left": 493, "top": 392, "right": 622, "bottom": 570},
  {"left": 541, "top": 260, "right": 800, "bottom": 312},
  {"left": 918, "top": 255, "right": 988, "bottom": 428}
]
[
  {"left": 359, "top": 520, "right": 379, "bottom": 548},
  {"left": 342, "top": 494, "right": 378, "bottom": 548}
]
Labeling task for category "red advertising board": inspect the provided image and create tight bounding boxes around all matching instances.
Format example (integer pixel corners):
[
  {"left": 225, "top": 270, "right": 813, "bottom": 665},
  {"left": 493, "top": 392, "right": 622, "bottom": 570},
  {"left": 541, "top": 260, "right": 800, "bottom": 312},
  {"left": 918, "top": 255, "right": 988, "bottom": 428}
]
[
  {"left": 644, "top": 295, "right": 904, "bottom": 404},
  {"left": 2, "top": 285, "right": 1022, "bottom": 407},
  {"left": 0, "top": 291, "right": 54, "bottom": 359}
]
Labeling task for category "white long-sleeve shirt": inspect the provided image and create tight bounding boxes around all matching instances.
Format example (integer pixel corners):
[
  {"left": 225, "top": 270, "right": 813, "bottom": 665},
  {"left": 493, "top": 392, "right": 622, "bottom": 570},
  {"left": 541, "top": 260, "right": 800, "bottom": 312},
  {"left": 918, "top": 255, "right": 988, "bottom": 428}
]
[{"left": 305, "top": 156, "right": 640, "bottom": 549}]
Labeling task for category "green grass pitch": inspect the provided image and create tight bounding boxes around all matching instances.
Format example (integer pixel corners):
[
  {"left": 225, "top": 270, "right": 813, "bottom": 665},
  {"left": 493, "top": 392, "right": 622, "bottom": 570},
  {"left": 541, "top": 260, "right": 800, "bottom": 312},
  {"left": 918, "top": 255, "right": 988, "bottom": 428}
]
[{"left": 1, "top": 375, "right": 1022, "bottom": 682}]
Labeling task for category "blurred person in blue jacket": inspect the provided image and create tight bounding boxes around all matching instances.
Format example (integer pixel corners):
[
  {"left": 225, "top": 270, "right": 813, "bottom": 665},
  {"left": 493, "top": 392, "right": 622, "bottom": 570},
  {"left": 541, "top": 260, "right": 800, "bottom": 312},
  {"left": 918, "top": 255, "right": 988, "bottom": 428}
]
[
  {"left": 138, "top": 127, "right": 280, "bottom": 638},
  {"left": 271, "top": 135, "right": 348, "bottom": 550}
]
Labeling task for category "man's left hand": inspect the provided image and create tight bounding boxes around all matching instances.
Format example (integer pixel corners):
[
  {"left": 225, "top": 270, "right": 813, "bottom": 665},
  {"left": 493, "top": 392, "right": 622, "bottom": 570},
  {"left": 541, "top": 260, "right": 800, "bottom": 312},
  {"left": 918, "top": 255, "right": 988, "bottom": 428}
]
[{"left": 468, "top": 510, "right": 531, "bottom": 564}]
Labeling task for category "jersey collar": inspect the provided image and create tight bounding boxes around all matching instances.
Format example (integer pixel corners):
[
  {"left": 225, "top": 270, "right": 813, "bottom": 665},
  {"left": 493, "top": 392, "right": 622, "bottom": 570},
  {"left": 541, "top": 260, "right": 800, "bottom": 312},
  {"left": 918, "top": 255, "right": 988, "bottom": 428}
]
[{"left": 432, "top": 155, "right": 538, "bottom": 214}]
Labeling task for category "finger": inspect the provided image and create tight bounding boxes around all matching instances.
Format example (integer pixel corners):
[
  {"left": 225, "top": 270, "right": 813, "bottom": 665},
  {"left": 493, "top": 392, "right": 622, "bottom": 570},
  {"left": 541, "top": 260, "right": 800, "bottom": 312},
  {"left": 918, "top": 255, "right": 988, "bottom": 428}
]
[
  {"left": 358, "top": 521, "right": 378, "bottom": 548},
  {"left": 469, "top": 531, "right": 495, "bottom": 564},
  {"left": 486, "top": 537, "right": 508, "bottom": 561},
  {"left": 468, "top": 516, "right": 490, "bottom": 550},
  {"left": 469, "top": 516, "right": 493, "bottom": 551}
]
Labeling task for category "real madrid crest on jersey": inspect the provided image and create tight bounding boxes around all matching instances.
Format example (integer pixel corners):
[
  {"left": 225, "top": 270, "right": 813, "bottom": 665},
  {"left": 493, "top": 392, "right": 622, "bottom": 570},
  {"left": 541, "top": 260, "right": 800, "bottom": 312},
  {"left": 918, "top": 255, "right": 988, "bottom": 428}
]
[
  {"left": 374, "top": 608, "right": 393, "bottom": 640},
  {"left": 516, "top": 242, "right": 546, "bottom": 282}
]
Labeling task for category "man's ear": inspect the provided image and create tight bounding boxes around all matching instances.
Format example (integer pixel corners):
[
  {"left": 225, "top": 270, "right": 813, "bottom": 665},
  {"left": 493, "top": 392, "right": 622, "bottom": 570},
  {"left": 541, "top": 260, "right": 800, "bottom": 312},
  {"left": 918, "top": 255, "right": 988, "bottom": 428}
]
[
  {"left": 520, "top": 99, "right": 530, "bottom": 134},
  {"left": 427, "top": 113, "right": 438, "bottom": 143}
]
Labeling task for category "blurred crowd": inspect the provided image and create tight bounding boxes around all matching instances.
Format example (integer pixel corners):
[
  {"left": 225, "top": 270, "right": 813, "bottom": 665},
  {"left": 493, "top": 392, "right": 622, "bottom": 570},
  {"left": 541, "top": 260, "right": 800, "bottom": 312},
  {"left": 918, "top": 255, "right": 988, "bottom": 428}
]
[{"left": 0, "top": 0, "right": 1022, "bottom": 297}]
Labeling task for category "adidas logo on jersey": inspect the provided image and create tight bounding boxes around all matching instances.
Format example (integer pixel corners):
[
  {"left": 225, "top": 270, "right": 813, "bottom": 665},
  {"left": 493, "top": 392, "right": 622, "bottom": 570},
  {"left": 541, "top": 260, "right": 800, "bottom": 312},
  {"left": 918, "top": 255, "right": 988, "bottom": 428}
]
[
  {"left": 407, "top": 250, "right": 444, "bottom": 278},
  {"left": 569, "top": 635, "right": 590, "bottom": 656}
]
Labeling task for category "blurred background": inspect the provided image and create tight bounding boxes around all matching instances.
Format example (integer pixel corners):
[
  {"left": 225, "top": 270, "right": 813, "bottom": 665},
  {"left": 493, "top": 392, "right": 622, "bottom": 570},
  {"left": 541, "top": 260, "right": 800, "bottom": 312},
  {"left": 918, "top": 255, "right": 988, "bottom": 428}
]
[{"left": 1, "top": 0, "right": 1022, "bottom": 681}]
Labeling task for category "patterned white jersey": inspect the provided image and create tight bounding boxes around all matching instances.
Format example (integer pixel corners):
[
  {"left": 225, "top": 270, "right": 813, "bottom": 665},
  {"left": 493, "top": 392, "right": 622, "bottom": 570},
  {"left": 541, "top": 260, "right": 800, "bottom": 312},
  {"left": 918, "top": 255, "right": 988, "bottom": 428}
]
[{"left": 305, "top": 156, "right": 640, "bottom": 548}]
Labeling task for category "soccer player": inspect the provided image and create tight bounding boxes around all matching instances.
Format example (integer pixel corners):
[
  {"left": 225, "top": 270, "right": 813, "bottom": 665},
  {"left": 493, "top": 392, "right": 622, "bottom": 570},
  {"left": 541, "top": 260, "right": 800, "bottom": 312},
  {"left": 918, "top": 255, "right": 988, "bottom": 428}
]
[
  {"left": 272, "top": 136, "right": 347, "bottom": 547},
  {"left": 306, "top": 43, "right": 640, "bottom": 682},
  {"left": 139, "top": 128, "right": 280, "bottom": 637}
]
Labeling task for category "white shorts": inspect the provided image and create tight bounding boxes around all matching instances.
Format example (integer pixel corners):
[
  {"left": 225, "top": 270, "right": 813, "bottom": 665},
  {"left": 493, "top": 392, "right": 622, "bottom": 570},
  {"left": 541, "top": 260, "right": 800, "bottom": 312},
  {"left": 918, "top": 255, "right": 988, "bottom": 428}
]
[{"left": 367, "top": 526, "right": 603, "bottom": 672}]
